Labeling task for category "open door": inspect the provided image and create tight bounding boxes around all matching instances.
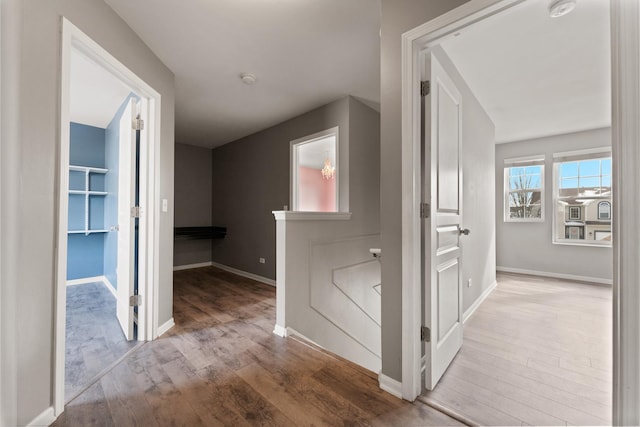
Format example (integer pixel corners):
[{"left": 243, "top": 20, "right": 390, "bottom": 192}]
[
  {"left": 116, "top": 98, "right": 138, "bottom": 340},
  {"left": 423, "top": 52, "right": 465, "bottom": 390}
]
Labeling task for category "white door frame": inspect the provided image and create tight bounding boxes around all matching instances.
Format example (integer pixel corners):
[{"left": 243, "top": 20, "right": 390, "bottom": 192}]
[
  {"left": 401, "top": 0, "right": 639, "bottom": 423},
  {"left": 54, "top": 17, "right": 162, "bottom": 416}
]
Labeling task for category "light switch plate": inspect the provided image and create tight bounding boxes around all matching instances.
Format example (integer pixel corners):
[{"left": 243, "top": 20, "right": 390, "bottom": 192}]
[{"left": 162, "top": 199, "right": 168, "bottom": 212}]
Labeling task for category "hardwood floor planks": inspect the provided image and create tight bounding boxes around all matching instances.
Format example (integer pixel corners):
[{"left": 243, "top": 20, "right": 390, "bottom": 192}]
[
  {"left": 54, "top": 266, "right": 458, "bottom": 426},
  {"left": 423, "top": 272, "right": 612, "bottom": 426}
]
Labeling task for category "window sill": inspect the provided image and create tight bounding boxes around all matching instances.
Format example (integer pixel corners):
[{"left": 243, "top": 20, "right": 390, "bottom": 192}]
[
  {"left": 552, "top": 240, "right": 612, "bottom": 248},
  {"left": 272, "top": 211, "right": 352, "bottom": 221},
  {"left": 504, "top": 218, "right": 545, "bottom": 223}
]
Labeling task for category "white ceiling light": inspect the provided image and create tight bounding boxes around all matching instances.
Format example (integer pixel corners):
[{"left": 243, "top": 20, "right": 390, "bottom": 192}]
[
  {"left": 240, "top": 73, "right": 257, "bottom": 85},
  {"left": 549, "top": 0, "right": 577, "bottom": 18}
]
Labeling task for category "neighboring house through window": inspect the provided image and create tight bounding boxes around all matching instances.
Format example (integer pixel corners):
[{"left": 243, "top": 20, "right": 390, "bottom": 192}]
[
  {"left": 553, "top": 148, "right": 612, "bottom": 246},
  {"left": 504, "top": 155, "right": 544, "bottom": 222}
]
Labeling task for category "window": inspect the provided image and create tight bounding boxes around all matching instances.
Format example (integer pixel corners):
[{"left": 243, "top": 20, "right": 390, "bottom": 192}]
[
  {"left": 598, "top": 201, "right": 611, "bottom": 220},
  {"left": 553, "top": 148, "right": 612, "bottom": 246},
  {"left": 290, "top": 127, "right": 339, "bottom": 212},
  {"left": 504, "top": 156, "right": 544, "bottom": 222},
  {"left": 568, "top": 206, "right": 581, "bottom": 220}
]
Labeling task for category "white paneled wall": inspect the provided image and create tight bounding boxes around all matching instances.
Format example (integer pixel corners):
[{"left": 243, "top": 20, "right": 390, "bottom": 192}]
[{"left": 273, "top": 211, "right": 381, "bottom": 372}]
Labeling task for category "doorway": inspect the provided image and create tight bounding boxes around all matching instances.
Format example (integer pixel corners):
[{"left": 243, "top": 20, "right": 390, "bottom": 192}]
[
  {"left": 55, "top": 18, "right": 161, "bottom": 415},
  {"left": 400, "top": 0, "right": 637, "bottom": 424}
]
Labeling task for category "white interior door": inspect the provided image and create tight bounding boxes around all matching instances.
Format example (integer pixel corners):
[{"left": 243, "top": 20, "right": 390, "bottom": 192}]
[
  {"left": 116, "top": 98, "right": 137, "bottom": 340},
  {"left": 423, "top": 52, "right": 465, "bottom": 390}
]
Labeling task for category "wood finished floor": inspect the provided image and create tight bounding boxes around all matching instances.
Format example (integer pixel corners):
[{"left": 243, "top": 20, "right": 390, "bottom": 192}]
[
  {"left": 65, "top": 282, "right": 139, "bottom": 402},
  {"left": 53, "top": 267, "right": 461, "bottom": 427},
  {"left": 422, "top": 272, "right": 612, "bottom": 426}
]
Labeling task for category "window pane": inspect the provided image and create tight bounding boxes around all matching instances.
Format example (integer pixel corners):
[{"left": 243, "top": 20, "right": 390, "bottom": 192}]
[
  {"left": 510, "top": 167, "right": 525, "bottom": 177},
  {"left": 579, "top": 160, "right": 600, "bottom": 177},
  {"left": 560, "top": 162, "right": 578, "bottom": 177},
  {"left": 525, "top": 166, "right": 541, "bottom": 175},
  {"left": 561, "top": 178, "right": 578, "bottom": 189},
  {"left": 528, "top": 174, "right": 541, "bottom": 189},
  {"left": 601, "top": 176, "right": 611, "bottom": 188},
  {"left": 602, "top": 159, "right": 612, "bottom": 175},
  {"left": 580, "top": 176, "right": 600, "bottom": 189}
]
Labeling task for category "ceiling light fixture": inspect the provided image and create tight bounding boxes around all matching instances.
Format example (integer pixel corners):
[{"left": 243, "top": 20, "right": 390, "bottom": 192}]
[
  {"left": 240, "top": 72, "right": 257, "bottom": 85},
  {"left": 321, "top": 158, "right": 335, "bottom": 180},
  {"left": 548, "top": 0, "right": 576, "bottom": 18}
]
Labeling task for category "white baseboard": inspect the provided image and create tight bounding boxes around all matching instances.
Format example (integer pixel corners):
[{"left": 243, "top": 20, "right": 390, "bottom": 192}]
[
  {"left": 157, "top": 318, "right": 175, "bottom": 337},
  {"left": 378, "top": 373, "right": 403, "bottom": 399},
  {"left": 496, "top": 266, "right": 613, "bottom": 286},
  {"left": 273, "top": 324, "right": 288, "bottom": 337},
  {"left": 26, "top": 406, "right": 56, "bottom": 427},
  {"left": 66, "top": 276, "right": 104, "bottom": 286},
  {"left": 211, "top": 261, "right": 276, "bottom": 287},
  {"left": 66, "top": 276, "right": 117, "bottom": 298},
  {"left": 463, "top": 280, "right": 497, "bottom": 323},
  {"left": 101, "top": 276, "right": 117, "bottom": 298},
  {"left": 173, "top": 261, "right": 213, "bottom": 271}
]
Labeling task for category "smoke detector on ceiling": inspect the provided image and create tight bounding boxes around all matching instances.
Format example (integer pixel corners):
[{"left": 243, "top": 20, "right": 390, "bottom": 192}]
[
  {"left": 240, "top": 73, "right": 257, "bottom": 85},
  {"left": 549, "top": 0, "right": 576, "bottom": 18}
]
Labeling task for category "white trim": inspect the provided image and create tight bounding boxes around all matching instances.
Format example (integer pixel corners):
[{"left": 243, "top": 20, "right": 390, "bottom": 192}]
[
  {"left": 503, "top": 154, "right": 546, "bottom": 165},
  {"left": 66, "top": 276, "right": 104, "bottom": 286},
  {"left": 173, "top": 261, "right": 213, "bottom": 271},
  {"left": 26, "top": 406, "right": 56, "bottom": 427},
  {"left": 290, "top": 126, "right": 340, "bottom": 212},
  {"left": 612, "top": 1, "right": 640, "bottom": 423},
  {"left": 272, "top": 210, "right": 352, "bottom": 221},
  {"left": 463, "top": 280, "right": 497, "bottom": 323},
  {"left": 497, "top": 266, "right": 612, "bottom": 286},
  {"left": 210, "top": 261, "right": 276, "bottom": 287},
  {"left": 55, "top": 18, "right": 162, "bottom": 417},
  {"left": 156, "top": 318, "right": 174, "bottom": 337},
  {"left": 272, "top": 324, "right": 288, "bottom": 338},
  {"left": 378, "top": 373, "right": 403, "bottom": 399},
  {"left": 65, "top": 275, "right": 117, "bottom": 298},
  {"left": 553, "top": 146, "right": 612, "bottom": 159},
  {"left": 101, "top": 276, "right": 117, "bottom": 298}
]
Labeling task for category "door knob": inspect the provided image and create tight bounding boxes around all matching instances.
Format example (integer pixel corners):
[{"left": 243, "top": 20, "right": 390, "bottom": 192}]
[{"left": 459, "top": 227, "right": 470, "bottom": 236}]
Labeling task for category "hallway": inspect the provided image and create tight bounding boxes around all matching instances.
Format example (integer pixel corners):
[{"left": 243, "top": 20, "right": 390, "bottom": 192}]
[{"left": 53, "top": 267, "right": 460, "bottom": 426}]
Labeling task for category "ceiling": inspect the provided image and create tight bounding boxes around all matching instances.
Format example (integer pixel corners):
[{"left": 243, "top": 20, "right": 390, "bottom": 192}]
[
  {"left": 70, "top": 50, "right": 131, "bottom": 128},
  {"left": 104, "top": 0, "right": 381, "bottom": 149},
  {"left": 440, "top": 0, "right": 610, "bottom": 143}
]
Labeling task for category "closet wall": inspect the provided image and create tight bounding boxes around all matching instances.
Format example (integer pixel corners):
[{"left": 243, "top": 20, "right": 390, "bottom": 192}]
[{"left": 67, "top": 94, "right": 135, "bottom": 285}]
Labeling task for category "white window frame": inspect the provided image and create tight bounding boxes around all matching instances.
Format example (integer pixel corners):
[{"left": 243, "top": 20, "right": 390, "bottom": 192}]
[
  {"left": 598, "top": 201, "right": 611, "bottom": 220},
  {"left": 552, "top": 147, "right": 612, "bottom": 247},
  {"left": 503, "top": 155, "right": 545, "bottom": 223},
  {"left": 290, "top": 127, "right": 340, "bottom": 212},
  {"left": 568, "top": 205, "right": 582, "bottom": 221}
]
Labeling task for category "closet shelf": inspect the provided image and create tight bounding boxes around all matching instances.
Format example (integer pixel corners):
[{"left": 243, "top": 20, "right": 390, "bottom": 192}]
[
  {"left": 69, "top": 190, "right": 108, "bottom": 196},
  {"left": 69, "top": 165, "right": 108, "bottom": 174},
  {"left": 68, "top": 229, "right": 110, "bottom": 235}
]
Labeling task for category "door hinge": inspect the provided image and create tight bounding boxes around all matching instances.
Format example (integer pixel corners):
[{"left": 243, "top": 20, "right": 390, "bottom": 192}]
[
  {"left": 421, "top": 80, "right": 430, "bottom": 97},
  {"left": 129, "top": 294, "right": 143, "bottom": 307},
  {"left": 131, "top": 206, "right": 142, "bottom": 218},
  {"left": 421, "top": 326, "right": 431, "bottom": 342},
  {"left": 420, "top": 202, "right": 430, "bottom": 219},
  {"left": 133, "top": 118, "right": 144, "bottom": 131}
]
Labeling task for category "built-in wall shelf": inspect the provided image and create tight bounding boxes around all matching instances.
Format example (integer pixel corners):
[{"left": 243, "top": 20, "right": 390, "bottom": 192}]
[{"left": 68, "top": 164, "right": 110, "bottom": 236}]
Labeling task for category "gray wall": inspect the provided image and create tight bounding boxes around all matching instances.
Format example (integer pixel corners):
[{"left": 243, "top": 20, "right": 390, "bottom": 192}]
[
  {"left": 380, "top": 0, "right": 468, "bottom": 382},
  {"left": 496, "top": 128, "right": 613, "bottom": 282},
  {"left": 433, "top": 46, "right": 497, "bottom": 313},
  {"left": 174, "top": 143, "right": 213, "bottom": 267},
  {"left": 211, "top": 96, "right": 380, "bottom": 280},
  {"left": 1, "top": 0, "right": 175, "bottom": 424}
]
